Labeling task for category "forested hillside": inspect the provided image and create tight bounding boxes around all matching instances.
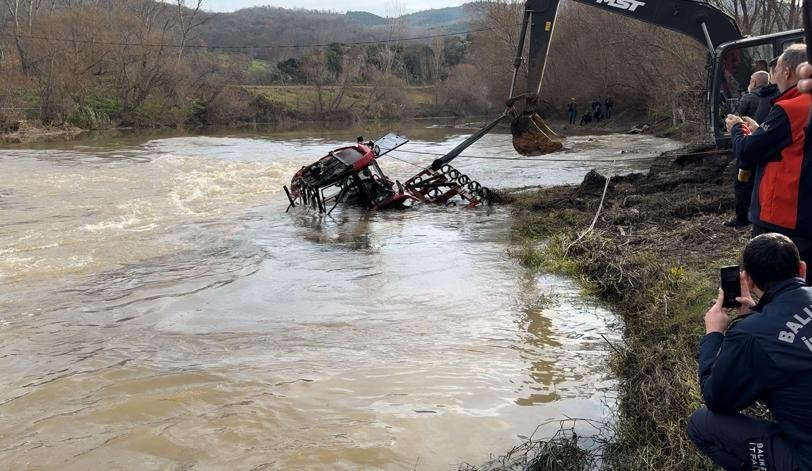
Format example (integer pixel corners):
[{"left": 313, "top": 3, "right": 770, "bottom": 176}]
[{"left": 0, "top": 0, "right": 800, "bottom": 133}]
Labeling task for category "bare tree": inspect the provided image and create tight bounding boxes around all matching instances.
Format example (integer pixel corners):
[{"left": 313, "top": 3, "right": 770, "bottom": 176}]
[
  {"left": 3, "top": 0, "right": 44, "bottom": 74},
  {"left": 174, "top": 0, "right": 206, "bottom": 63},
  {"left": 302, "top": 51, "right": 329, "bottom": 117},
  {"left": 430, "top": 36, "right": 445, "bottom": 105},
  {"left": 708, "top": 0, "right": 801, "bottom": 35},
  {"left": 467, "top": 0, "right": 524, "bottom": 107}
]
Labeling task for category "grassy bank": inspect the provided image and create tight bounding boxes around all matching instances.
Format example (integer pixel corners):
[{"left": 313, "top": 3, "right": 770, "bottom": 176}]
[{"left": 482, "top": 146, "right": 751, "bottom": 469}]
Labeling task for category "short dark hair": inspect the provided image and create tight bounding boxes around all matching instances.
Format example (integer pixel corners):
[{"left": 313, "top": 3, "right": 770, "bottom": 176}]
[
  {"left": 768, "top": 57, "right": 778, "bottom": 69},
  {"left": 742, "top": 233, "right": 801, "bottom": 289}
]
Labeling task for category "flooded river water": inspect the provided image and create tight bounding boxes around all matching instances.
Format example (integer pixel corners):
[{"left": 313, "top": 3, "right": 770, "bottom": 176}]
[{"left": 0, "top": 122, "right": 682, "bottom": 469}]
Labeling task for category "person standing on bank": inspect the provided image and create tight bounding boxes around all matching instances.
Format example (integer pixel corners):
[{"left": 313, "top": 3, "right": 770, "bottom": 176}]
[
  {"left": 725, "top": 70, "right": 775, "bottom": 228},
  {"left": 567, "top": 98, "right": 577, "bottom": 125},
  {"left": 688, "top": 233, "right": 812, "bottom": 470},
  {"left": 592, "top": 100, "right": 603, "bottom": 122},
  {"left": 725, "top": 44, "right": 812, "bottom": 281}
]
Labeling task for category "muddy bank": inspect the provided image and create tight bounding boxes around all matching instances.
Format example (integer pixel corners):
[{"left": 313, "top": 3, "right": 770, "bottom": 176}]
[
  {"left": 489, "top": 144, "right": 750, "bottom": 469},
  {"left": 0, "top": 121, "right": 85, "bottom": 144}
]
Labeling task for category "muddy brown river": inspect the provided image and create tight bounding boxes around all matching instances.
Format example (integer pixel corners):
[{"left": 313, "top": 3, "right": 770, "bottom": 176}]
[{"left": 0, "top": 123, "right": 682, "bottom": 469}]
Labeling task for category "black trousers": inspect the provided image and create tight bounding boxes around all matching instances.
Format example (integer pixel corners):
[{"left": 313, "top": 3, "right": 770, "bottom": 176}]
[
  {"left": 688, "top": 407, "right": 798, "bottom": 470},
  {"left": 734, "top": 176, "right": 754, "bottom": 223},
  {"left": 753, "top": 225, "right": 812, "bottom": 284}
]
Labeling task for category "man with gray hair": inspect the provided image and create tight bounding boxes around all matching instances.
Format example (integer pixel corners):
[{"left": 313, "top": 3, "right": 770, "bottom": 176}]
[{"left": 725, "top": 44, "right": 812, "bottom": 281}]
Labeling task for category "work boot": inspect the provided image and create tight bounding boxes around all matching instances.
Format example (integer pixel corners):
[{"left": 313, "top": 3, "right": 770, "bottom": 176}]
[{"left": 723, "top": 217, "right": 750, "bottom": 228}]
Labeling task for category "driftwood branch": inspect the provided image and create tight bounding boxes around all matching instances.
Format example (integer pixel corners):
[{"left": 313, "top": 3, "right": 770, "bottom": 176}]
[{"left": 565, "top": 162, "right": 615, "bottom": 257}]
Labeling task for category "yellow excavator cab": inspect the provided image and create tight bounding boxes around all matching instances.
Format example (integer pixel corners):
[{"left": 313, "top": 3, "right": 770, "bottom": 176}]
[{"left": 510, "top": 113, "right": 565, "bottom": 156}]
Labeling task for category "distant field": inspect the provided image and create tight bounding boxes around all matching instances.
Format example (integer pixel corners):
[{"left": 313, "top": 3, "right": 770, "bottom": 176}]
[{"left": 241, "top": 85, "right": 439, "bottom": 110}]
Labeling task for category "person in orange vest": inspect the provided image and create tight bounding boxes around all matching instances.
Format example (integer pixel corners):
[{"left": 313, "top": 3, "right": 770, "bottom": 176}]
[{"left": 725, "top": 44, "right": 812, "bottom": 283}]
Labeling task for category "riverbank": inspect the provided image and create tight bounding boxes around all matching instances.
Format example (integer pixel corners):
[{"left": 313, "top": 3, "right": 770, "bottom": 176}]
[
  {"left": 0, "top": 115, "right": 659, "bottom": 148},
  {"left": 0, "top": 121, "right": 85, "bottom": 144},
  {"left": 0, "top": 85, "right": 460, "bottom": 141},
  {"left": 488, "top": 145, "right": 748, "bottom": 469},
  {"left": 0, "top": 84, "right": 658, "bottom": 145}
]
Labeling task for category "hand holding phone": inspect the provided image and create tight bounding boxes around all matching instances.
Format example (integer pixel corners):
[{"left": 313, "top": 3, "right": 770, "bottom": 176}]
[
  {"left": 742, "top": 116, "right": 759, "bottom": 133},
  {"left": 721, "top": 266, "right": 741, "bottom": 308}
]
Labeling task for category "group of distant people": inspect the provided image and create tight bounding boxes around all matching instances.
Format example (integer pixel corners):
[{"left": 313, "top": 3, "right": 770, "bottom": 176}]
[
  {"left": 688, "top": 44, "right": 812, "bottom": 470},
  {"left": 566, "top": 97, "right": 613, "bottom": 125}
]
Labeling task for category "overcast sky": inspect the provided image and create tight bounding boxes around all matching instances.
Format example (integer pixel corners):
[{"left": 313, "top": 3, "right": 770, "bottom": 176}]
[{"left": 201, "top": 0, "right": 468, "bottom": 17}]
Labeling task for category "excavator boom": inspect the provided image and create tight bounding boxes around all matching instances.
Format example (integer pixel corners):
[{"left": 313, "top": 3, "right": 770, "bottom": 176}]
[
  {"left": 436, "top": 0, "right": 793, "bottom": 164},
  {"left": 505, "top": 0, "right": 740, "bottom": 155},
  {"left": 518, "top": 0, "right": 742, "bottom": 112}
]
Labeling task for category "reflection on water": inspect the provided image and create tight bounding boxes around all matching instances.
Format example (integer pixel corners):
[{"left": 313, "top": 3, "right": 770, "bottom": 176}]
[{"left": 0, "top": 123, "right": 680, "bottom": 469}]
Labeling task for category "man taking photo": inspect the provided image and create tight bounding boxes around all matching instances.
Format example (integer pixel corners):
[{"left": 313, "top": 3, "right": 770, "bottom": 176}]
[{"left": 688, "top": 233, "right": 812, "bottom": 470}]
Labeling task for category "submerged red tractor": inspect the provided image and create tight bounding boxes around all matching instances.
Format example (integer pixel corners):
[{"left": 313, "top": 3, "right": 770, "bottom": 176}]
[{"left": 284, "top": 133, "right": 492, "bottom": 213}]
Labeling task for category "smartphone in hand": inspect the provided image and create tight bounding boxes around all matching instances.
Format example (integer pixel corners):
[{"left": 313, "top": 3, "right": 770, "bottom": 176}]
[{"left": 721, "top": 266, "right": 741, "bottom": 308}]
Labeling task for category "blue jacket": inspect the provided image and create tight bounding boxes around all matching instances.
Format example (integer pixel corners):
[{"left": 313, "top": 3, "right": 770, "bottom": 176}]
[{"left": 698, "top": 278, "right": 812, "bottom": 470}]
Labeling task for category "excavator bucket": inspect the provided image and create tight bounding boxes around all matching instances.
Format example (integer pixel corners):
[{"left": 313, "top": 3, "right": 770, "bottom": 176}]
[{"left": 510, "top": 113, "right": 565, "bottom": 156}]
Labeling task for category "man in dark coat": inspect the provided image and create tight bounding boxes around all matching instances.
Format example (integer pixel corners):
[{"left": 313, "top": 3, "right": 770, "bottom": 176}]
[
  {"left": 592, "top": 100, "right": 603, "bottom": 122},
  {"left": 725, "top": 70, "right": 778, "bottom": 228},
  {"left": 752, "top": 59, "right": 781, "bottom": 123},
  {"left": 688, "top": 233, "right": 812, "bottom": 470},
  {"left": 735, "top": 71, "right": 770, "bottom": 120}
]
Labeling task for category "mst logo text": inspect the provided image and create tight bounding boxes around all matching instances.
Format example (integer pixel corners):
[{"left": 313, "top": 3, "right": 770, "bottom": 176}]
[{"left": 595, "top": 0, "right": 646, "bottom": 12}]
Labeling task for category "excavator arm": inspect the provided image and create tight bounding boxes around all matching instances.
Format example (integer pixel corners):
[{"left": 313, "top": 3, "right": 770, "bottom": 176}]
[
  {"left": 515, "top": 0, "right": 742, "bottom": 110},
  {"left": 434, "top": 0, "right": 749, "bottom": 166}
]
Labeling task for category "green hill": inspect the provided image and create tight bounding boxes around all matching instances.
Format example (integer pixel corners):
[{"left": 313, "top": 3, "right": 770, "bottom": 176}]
[
  {"left": 401, "top": 5, "right": 471, "bottom": 30},
  {"left": 346, "top": 10, "right": 387, "bottom": 26},
  {"left": 200, "top": 4, "right": 472, "bottom": 62}
]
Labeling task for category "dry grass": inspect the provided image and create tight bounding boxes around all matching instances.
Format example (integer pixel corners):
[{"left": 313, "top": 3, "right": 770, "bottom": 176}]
[{"left": 459, "top": 419, "right": 609, "bottom": 471}]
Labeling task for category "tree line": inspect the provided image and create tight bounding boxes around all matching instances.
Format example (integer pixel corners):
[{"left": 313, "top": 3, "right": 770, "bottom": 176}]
[
  {"left": 0, "top": 0, "right": 801, "bottom": 132},
  {"left": 0, "top": 0, "right": 481, "bottom": 129}
]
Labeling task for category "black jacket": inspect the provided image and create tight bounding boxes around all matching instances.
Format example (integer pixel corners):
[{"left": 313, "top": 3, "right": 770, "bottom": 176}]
[
  {"left": 752, "top": 84, "right": 780, "bottom": 123},
  {"left": 736, "top": 90, "right": 760, "bottom": 119},
  {"left": 698, "top": 278, "right": 812, "bottom": 471}
]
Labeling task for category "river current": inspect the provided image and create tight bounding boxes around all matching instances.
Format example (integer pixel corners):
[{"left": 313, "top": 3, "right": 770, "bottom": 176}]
[{"left": 0, "top": 123, "right": 682, "bottom": 469}]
